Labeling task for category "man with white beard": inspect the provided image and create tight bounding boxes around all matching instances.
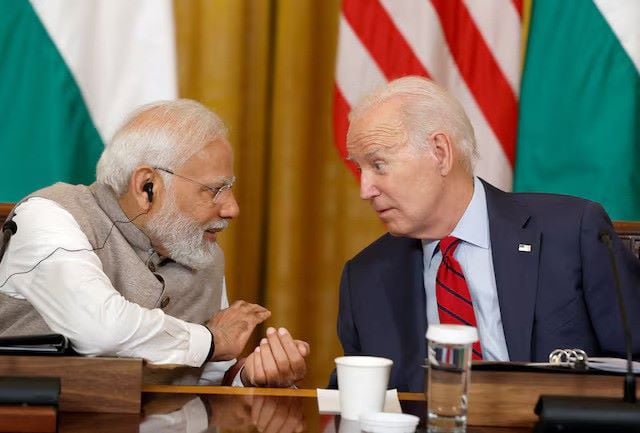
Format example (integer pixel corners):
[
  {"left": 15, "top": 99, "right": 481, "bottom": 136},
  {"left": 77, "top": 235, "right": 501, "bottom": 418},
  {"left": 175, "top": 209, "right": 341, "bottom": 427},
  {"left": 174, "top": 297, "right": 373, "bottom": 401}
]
[{"left": 0, "top": 100, "right": 309, "bottom": 387}]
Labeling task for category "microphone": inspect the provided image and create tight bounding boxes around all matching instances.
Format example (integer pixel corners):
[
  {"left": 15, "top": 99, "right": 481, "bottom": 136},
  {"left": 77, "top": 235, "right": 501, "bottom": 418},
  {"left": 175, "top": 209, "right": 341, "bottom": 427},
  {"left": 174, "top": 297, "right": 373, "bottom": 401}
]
[
  {"left": 598, "top": 230, "right": 636, "bottom": 403},
  {"left": 534, "top": 229, "right": 639, "bottom": 432},
  {"left": 0, "top": 220, "right": 17, "bottom": 263}
]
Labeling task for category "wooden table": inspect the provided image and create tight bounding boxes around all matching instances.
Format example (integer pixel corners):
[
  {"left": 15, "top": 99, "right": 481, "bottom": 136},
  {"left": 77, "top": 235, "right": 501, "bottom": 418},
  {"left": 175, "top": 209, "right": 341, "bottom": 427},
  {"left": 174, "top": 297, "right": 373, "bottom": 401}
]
[
  {"left": 3, "top": 359, "right": 633, "bottom": 432},
  {"left": 55, "top": 386, "right": 530, "bottom": 433}
]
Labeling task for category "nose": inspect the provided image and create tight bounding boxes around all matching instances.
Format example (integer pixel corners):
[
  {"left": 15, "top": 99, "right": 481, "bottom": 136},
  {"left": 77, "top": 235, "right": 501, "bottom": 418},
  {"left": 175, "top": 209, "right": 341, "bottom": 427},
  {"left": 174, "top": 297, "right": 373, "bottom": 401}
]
[
  {"left": 219, "top": 191, "right": 240, "bottom": 219},
  {"left": 359, "top": 172, "right": 380, "bottom": 200}
]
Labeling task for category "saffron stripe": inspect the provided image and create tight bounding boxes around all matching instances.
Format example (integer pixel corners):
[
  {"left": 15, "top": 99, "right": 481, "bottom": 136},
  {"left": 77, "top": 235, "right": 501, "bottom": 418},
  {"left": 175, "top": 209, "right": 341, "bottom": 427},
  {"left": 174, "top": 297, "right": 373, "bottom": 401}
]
[
  {"left": 430, "top": 0, "right": 518, "bottom": 165},
  {"left": 342, "top": 0, "right": 429, "bottom": 79}
]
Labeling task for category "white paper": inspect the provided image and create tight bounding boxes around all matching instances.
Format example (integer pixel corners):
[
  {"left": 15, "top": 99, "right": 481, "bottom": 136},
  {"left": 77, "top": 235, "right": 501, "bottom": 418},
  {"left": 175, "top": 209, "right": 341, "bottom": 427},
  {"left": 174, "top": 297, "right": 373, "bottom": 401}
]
[
  {"left": 317, "top": 389, "right": 403, "bottom": 414},
  {"left": 588, "top": 357, "right": 640, "bottom": 374}
]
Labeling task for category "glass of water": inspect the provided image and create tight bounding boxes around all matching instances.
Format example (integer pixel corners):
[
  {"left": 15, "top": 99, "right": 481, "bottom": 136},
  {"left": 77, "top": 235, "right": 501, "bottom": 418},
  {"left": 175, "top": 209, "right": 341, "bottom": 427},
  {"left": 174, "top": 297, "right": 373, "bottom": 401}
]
[{"left": 425, "top": 325, "right": 478, "bottom": 432}]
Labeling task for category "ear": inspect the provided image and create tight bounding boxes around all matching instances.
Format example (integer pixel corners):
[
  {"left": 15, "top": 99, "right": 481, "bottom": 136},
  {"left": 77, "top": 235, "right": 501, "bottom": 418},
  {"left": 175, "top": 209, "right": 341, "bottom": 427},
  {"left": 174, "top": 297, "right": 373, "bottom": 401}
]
[
  {"left": 431, "top": 132, "right": 454, "bottom": 176},
  {"left": 127, "top": 166, "right": 160, "bottom": 211}
]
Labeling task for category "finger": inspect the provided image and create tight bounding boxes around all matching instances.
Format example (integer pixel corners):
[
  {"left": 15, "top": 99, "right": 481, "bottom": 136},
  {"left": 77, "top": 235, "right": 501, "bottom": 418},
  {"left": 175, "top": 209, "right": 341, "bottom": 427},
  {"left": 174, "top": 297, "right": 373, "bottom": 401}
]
[
  {"left": 255, "top": 396, "right": 278, "bottom": 432},
  {"left": 251, "top": 395, "right": 265, "bottom": 426},
  {"left": 266, "top": 327, "right": 293, "bottom": 380},
  {"left": 231, "top": 301, "right": 271, "bottom": 323},
  {"left": 239, "top": 301, "right": 270, "bottom": 315},
  {"left": 259, "top": 336, "right": 282, "bottom": 387},
  {"left": 279, "top": 400, "right": 302, "bottom": 433},
  {"left": 294, "top": 340, "right": 310, "bottom": 357},
  {"left": 276, "top": 329, "right": 307, "bottom": 382},
  {"left": 263, "top": 398, "right": 289, "bottom": 433},
  {"left": 293, "top": 403, "right": 306, "bottom": 433},
  {"left": 253, "top": 346, "right": 267, "bottom": 386},
  {"left": 243, "top": 308, "right": 271, "bottom": 330}
]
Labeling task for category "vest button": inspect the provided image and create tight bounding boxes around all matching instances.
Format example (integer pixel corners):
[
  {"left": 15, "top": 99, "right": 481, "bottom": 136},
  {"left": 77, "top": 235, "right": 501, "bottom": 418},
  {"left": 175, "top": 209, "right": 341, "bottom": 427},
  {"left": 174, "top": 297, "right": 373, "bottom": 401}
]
[
  {"left": 160, "top": 297, "right": 171, "bottom": 308},
  {"left": 148, "top": 262, "right": 157, "bottom": 272}
]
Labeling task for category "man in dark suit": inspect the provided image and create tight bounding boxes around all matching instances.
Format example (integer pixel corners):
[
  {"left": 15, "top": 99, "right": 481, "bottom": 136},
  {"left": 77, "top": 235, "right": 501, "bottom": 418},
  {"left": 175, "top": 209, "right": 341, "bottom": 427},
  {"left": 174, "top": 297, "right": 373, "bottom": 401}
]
[{"left": 331, "top": 76, "right": 640, "bottom": 392}]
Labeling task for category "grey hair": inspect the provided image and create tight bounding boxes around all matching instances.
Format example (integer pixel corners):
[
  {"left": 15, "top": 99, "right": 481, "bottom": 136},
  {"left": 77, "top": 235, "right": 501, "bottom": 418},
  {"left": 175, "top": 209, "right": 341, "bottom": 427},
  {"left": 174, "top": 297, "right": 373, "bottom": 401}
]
[
  {"left": 96, "top": 99, "right": 229, "bottom": 196},
  {"left": 349, "top": 76, "right": 478, "bottom": 174}
]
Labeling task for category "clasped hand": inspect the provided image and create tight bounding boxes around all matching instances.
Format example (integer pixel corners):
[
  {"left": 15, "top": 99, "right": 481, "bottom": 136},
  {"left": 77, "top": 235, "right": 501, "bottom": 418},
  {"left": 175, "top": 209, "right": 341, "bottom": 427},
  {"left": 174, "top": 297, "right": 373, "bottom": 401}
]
[
  {"left": 205, "top": 301, "right": 309, "bottom": 387},
  {"left": 241, "top": 327, "right": 310, "bottom": 388}
]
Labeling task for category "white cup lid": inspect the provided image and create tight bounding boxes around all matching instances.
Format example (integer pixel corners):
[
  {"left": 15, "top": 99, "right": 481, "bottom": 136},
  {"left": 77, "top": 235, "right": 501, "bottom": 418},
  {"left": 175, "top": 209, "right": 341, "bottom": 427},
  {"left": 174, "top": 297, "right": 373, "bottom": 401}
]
[
  {"left": 359, "top": 412, "right": 419, "bottom": 433},
  {"left": 426, "top": 324, "right": 478, "bottom": 344},
  {"left": 335, "top": 356, "right": 393, "bottom": 367}
]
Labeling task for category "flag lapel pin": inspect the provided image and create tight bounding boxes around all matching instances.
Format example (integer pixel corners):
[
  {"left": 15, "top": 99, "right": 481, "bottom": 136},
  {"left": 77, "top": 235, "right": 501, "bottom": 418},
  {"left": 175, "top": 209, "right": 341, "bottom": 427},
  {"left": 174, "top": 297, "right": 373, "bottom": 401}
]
[{"left": 518, "top": 243, "right": 532, "bottom": 253}]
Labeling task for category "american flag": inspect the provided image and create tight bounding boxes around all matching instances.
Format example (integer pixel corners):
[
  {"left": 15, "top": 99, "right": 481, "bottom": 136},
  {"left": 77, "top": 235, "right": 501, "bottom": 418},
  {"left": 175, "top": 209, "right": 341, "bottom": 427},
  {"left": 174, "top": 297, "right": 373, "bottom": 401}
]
[{"left": 334, "top": 0, "right": 523, "bottom": 191}]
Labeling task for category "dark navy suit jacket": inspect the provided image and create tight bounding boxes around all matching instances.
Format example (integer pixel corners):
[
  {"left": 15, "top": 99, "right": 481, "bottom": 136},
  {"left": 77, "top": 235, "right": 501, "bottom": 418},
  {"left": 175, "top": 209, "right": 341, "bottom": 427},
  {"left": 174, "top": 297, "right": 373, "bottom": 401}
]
[{"left": 330, "top": 181, "right": 640, "bottom": 392}]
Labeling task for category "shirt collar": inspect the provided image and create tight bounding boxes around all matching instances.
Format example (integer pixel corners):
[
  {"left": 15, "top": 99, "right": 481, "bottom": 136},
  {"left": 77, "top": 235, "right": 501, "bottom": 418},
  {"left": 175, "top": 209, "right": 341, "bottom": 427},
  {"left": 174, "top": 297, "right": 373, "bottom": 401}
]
[{"left": 422, "top": 177, "right": 490, "bottom": 257}]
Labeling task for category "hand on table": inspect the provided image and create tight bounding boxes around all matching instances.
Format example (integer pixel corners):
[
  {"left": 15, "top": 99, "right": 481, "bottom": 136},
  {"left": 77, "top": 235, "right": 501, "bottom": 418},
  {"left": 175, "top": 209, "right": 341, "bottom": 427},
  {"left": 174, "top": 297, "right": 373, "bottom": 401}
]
[
  {"left": 207, "top": 394, "right": 305, "bottom": 433},
  {"left": 241, "top": 327, "right": 310, "bottom": 388},
  {"left": 250, "top": 395, "right": 305, "bottom": 433},
  {"left": 206, "top": 300, "right": 271, "bottom": 361}
]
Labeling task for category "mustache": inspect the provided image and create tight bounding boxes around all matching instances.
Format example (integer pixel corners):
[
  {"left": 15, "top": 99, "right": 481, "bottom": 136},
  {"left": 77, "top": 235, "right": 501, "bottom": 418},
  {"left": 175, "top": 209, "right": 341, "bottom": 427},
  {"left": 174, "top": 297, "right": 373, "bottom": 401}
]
[{"left": 205, "top": 219, "right": 230, "bottom": 231}]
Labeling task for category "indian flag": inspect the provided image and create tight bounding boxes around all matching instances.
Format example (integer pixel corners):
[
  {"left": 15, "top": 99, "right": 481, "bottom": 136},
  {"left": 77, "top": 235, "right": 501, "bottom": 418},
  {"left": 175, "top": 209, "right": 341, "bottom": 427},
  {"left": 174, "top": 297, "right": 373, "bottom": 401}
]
[
  {"left": 0, "top": 0, "right": 176, "bottom": 202},
  {"left": 515, "top": 0, "right": 640, "bottom": 220}
]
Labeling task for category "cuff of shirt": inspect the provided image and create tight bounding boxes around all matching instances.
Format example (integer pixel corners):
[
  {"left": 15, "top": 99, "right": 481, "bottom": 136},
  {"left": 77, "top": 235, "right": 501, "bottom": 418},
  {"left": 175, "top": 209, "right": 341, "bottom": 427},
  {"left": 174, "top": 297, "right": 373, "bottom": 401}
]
[
  {"left": 186, "top": 323, "right": 212, "bottom": 367},
  {"left": 231, "top": 366, "right": 245, "bottom": 387},
  {"left": 223, "top": 358, "right": 247, "bottom": 386}
]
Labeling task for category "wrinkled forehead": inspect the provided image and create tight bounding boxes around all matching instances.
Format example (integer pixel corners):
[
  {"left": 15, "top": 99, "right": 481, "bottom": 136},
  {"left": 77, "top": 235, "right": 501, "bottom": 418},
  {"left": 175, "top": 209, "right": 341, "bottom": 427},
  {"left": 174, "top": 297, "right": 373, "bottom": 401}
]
[
  {"left": 177, "top": 138, "right": 234, "bottom": 178},
  {"left": 346, "top": 100, "right": 409, "bottom": 157}
]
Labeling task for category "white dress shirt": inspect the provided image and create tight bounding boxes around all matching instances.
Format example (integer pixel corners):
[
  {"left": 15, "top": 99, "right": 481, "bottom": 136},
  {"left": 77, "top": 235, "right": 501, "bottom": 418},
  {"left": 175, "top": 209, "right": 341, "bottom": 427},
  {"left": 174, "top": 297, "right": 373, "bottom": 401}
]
[
  {"left": 140, "top": 397, "right": 209, "bottom": 433},
  {"left": 0, "top": 197, "right": 240, "bottom": 383},
  {"left": 422, "top": 177, "right": 510, "bottom": 361}
]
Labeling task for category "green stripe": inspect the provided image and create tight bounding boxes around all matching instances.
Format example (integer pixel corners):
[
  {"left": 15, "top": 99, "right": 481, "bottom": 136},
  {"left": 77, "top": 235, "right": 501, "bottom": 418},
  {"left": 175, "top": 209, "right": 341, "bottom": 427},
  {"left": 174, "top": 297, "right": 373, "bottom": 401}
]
[
  {"left": 515, "top": 0, "right": 640, "bottom": 220},
  {"left": 0, "top": 0, "right": 103, "bottom": 202}
]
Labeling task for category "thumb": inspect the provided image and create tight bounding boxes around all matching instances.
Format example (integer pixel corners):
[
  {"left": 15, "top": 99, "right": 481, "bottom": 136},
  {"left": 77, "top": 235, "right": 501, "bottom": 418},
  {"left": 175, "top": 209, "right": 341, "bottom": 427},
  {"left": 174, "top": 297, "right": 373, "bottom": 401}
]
[{"left": 295, "top": 340, "right": 310, "bottom": 356}]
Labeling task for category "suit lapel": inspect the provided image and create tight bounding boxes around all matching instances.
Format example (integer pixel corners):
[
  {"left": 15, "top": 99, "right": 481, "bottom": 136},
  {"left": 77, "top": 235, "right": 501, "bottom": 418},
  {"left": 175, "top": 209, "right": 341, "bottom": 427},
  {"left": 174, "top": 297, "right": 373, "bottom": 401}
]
[{"left": 484, "top": 181, "right": 540, "bottom": 361}]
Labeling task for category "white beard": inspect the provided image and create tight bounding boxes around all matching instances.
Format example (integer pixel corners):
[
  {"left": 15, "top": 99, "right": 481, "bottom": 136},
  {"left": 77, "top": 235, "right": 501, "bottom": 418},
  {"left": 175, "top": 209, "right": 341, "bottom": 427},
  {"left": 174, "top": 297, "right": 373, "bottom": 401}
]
[{"left": 145, "top": 194, "right": 228, "bottom": 270}]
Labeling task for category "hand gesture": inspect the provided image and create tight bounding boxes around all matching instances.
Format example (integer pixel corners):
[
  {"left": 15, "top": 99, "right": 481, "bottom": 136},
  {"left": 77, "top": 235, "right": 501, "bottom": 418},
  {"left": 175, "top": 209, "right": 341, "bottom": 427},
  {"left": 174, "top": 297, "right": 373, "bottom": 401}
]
[
  {"left": 206, "top": 301, "right": 271, "bottom": 361},
  {"left": 241, "top": 327, "right": 310, "bottom": 387},
  {"left": 250, "top": 395, "right": 305, "bottom": 433}
]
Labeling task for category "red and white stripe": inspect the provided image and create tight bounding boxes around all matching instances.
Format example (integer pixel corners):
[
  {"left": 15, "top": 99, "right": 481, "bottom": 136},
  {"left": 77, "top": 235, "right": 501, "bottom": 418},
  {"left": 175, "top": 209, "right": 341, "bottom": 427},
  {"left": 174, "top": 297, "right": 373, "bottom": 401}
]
[{"left": 334, "top": 0, "right": 523, "bottom": 191}]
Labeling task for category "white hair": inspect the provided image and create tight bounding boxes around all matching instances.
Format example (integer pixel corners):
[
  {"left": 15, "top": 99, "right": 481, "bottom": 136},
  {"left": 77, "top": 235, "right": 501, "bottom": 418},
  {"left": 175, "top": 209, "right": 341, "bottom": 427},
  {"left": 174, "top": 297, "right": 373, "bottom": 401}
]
[
  {"left": 96, "top": 99, "right": 228, "bottom": 196},
  {"left": 349, "top": 76, "right": 478, "bottom": 173}
]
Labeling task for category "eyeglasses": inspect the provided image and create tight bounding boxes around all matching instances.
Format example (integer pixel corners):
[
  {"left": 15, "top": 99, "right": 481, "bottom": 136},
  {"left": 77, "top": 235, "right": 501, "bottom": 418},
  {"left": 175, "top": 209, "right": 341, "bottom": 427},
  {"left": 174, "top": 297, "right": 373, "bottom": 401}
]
[{"left": 154, "top": 167, "right": 235, "bottom": 203}]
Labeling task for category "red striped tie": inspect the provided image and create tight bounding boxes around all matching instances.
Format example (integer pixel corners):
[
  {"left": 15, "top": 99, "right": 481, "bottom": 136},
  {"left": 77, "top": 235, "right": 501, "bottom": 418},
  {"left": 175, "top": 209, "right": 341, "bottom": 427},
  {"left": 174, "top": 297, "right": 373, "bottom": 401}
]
[{"left": 436, "top": 236, "right": 483, "bottom": 360}]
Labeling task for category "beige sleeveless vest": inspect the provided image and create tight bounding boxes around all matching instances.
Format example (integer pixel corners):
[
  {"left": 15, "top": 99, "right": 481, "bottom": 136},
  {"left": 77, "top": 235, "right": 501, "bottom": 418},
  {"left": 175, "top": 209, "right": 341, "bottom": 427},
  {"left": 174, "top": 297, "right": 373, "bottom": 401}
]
[{"left": 0, "top": 182, "right": 224, "bottom": 336}]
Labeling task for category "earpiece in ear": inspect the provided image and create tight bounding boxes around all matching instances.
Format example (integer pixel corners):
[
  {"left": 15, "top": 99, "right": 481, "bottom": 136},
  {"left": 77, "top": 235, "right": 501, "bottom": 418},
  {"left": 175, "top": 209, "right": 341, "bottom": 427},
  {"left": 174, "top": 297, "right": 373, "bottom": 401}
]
[{"left": 143, "top": 182, "right": 154, "bottom": 203}]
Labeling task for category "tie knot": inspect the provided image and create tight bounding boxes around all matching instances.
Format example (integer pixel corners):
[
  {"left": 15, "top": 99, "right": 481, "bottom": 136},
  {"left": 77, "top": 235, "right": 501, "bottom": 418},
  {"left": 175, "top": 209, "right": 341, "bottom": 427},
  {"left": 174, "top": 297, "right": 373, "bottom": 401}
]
[{"left": 439, "top": 236, "right": 461, "bottom": 258}]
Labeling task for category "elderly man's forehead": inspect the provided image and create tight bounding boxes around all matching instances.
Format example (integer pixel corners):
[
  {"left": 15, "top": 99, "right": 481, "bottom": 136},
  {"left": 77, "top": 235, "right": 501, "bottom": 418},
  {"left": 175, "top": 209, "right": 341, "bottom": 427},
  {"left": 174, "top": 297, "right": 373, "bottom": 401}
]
[{"left": 347, "top": 109, "right": 407, "bottom": 152}]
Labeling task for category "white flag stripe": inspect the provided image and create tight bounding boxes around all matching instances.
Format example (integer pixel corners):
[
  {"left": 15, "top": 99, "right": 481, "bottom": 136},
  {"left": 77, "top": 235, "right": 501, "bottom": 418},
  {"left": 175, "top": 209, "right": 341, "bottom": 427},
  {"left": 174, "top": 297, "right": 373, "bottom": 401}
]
[
  {"left": 30, "top": 0, "right": 177, "bottom": 143},
  {"left": 335, "top": 16, "right": 387, "bottom": 108},
  {"left": 594, "top": 0, "right": 640, "bottom": 73},
  {"left": 380, "top": 0, "right": 512, "bottom": 190},
  {"left": 463, "top": 0, "right": 522, "bottom": 96}
]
